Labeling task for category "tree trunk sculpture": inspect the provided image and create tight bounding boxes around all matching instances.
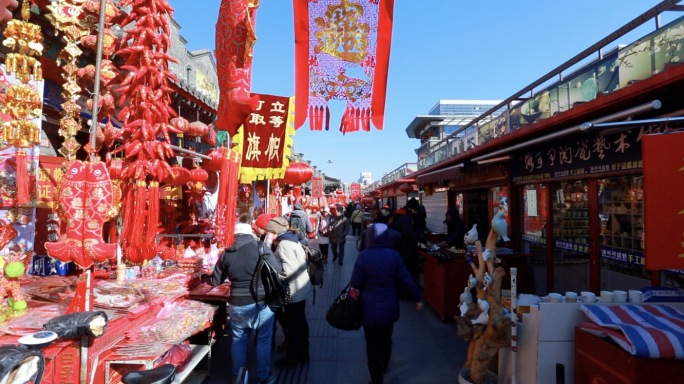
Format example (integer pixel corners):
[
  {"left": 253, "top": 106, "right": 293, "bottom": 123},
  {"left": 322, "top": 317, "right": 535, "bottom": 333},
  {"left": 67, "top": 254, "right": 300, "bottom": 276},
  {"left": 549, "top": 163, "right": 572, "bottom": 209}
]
[{"left": 455, "top": 229, "right": 513, "bottom": 383}]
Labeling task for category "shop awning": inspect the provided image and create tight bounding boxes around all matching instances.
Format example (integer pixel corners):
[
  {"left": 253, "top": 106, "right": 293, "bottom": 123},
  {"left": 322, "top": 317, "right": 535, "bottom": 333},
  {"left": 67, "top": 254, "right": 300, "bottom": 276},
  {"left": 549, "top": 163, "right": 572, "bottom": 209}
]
[{"left": 416, "top": 163, "right": 463, "bottom": 185}]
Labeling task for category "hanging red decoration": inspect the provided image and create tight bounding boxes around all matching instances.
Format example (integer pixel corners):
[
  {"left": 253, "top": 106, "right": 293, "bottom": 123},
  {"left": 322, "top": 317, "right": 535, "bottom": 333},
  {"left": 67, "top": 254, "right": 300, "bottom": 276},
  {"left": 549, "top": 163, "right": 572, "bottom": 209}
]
[
  {"left": 282, "top": 162, "right": 313, "bottom": 185},
  {"left": 202, "top": 149, "right": 224, "bottom": 172},
  {"left": 399, "top": 183, "right": 414, "bottom": 194},
  {"left": 293, "top": 186, "right": 302, "bottom": 197},
  {"left": 294, "top": 0, "right": 395, "bottom": 133},
  {"left": 170, "top": 166, "right": 190, "bottom": 186},
  {"left": 190, "top": 168, "right": 209, "bottom": 183}
]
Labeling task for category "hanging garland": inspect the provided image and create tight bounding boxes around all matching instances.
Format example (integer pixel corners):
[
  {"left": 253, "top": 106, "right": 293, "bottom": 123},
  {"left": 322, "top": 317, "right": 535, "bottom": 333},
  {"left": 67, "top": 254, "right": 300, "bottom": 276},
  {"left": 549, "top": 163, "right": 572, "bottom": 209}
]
[{"left": 113, "top": 0, "right": 180, "bottom": 263}]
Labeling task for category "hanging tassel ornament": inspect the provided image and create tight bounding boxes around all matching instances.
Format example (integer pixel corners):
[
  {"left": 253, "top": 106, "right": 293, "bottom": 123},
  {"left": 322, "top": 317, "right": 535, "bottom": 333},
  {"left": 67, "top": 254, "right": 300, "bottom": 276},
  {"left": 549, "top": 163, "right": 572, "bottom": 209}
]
[
  {"left": 2, "top": 0, "right": 45, "bottom": 206},
  {"left": 15, "top": 150, "right": 30, "bottom": 205}
]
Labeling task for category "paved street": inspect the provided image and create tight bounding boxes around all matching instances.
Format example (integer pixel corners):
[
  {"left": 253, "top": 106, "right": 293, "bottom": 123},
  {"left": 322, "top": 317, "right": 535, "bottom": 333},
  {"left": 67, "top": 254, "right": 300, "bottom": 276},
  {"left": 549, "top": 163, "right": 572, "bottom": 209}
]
[{"left": 204, "top": 236, "right": 468, "bottom": 384}]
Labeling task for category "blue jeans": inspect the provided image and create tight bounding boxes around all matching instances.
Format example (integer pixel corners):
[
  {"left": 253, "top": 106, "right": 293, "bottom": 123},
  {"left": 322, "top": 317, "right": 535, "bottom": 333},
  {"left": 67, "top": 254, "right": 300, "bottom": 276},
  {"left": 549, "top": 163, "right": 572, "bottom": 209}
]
[
  {"left": 331, "top": 241, "right": 346, "bottom": 264},
  {"left": 228, "top": 303, "right": 275, "bottom": 381}
]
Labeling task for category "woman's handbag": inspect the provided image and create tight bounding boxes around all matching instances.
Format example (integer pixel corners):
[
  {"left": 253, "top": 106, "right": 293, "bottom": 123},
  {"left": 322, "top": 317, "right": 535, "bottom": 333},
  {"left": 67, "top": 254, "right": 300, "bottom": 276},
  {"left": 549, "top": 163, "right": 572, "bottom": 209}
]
[{"left": 326, "top": 284, "right": 362, "bottom": 331}]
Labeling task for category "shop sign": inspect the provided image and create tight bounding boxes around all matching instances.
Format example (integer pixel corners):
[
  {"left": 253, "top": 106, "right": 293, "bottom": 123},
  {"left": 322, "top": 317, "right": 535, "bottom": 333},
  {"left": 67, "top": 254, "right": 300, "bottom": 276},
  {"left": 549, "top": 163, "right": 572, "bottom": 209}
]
[
  {"left": 642, "top": 131, "right": 684, "bottom": 270},
  {"left": 350, "top": 183, "right": 361, "bottom": 200},
  {"left": 600, "top": 246, "right": 645, "bottom": 266},
  {"left": 522, "top": 233, "right": 545, "bottom": 244},
  {"left": 511, "top": 124, "right": 664, "bottom": 182},
  {"left": 36, "top": 156, "right": 64, "bottom": 208},
  {"left": 311, "top": 177, "right": 323, "bottom": 198},
  {"left": 554, "top": 239, "right": 589, "bottom": 253}
]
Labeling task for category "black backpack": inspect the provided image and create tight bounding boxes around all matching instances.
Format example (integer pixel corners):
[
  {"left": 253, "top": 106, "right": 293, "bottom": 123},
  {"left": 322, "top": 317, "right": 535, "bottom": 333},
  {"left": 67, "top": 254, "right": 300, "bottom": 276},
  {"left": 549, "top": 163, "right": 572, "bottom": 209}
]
[
  {"left": 302, "top": 244, "right": 324, "bottom": 287},
  {"left": 251, "top": 241, "right": 290, "bottom": 311},
  {"left": 287, "top": 213, "right": 307, "bottom": 241}
]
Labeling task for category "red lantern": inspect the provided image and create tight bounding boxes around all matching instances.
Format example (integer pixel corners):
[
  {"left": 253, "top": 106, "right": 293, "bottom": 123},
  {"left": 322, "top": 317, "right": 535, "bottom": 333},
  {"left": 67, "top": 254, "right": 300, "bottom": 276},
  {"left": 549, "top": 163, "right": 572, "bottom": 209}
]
[
  {"left": 283, "top": 162, "right": 313, "bottom": 185},
  {"left": 170, "top": 166, "right": 190, "bottom": 186},
  {"left": 293, "top": 186, "right": 302, "bottom": 197},
  {"left": 202, "top": 149, "right": 223, "bottom": 172},
  {"left": 399, "top": 183, "right": 414, "bottom": 194},
  {"left": 190, "top": 168, "right": 209, "bottom": 183}
]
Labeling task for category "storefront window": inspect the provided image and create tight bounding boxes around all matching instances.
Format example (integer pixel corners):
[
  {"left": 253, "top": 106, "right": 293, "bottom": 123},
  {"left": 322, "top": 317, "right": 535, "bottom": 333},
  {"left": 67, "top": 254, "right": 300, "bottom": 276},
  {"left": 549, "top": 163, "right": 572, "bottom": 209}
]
[
  {"left": 598, "top": 176, "right": 650, "bottom": 280},
  {"left": 522, "top": 184, "right": 547, "bottom": 262},
  {"left": 552, "top": 181, "right": 589, "bottom": 257}
]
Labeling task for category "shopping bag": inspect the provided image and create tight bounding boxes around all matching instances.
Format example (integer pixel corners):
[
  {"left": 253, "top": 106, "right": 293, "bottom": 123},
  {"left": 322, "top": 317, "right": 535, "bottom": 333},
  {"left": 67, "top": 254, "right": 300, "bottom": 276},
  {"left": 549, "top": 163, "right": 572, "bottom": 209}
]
[{"left": 326, "top": 284, "right": 362, "bottom": 331}]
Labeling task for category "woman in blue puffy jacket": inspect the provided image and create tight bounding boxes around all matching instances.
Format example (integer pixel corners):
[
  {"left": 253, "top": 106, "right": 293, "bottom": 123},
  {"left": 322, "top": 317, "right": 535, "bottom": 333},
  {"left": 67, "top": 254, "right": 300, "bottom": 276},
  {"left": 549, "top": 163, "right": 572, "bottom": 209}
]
[{"left": 350, "top": 223, "right": 424, "bottom": 384}]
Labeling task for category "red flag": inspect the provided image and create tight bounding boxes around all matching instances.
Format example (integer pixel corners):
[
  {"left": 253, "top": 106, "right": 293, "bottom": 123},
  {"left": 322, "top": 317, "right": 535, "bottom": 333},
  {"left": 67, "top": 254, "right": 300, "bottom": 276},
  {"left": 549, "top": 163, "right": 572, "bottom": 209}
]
[{"left": 294, "top": 0, "right": 394, "bottom": 133}]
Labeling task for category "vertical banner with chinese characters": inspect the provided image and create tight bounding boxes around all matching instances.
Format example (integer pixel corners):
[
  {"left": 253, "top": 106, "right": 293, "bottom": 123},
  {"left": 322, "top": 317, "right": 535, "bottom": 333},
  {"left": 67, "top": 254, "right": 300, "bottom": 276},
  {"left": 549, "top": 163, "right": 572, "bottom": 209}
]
[
  {"left": 350, "top": 183, "right": 361, "bottom": 200},
  {"left": 643, "top": 132, "right": 684, "bottom": 270},
  {"left": 36, "top": 156, "right": 65, "bottom": 209},
  {"left": 294, "top": 0, "right": 395, "bottom": 133},
  {"left": 311, "top": 176, "right": 323, "bottom": 198},
  {"left": 233, "top": 94, "right": 295, "bottom": 183}
]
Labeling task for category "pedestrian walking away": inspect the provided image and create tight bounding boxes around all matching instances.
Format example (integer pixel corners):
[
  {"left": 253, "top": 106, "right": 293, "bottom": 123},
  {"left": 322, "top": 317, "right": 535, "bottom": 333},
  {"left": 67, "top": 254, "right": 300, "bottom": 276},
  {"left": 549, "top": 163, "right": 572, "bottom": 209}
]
[
  {"left": 264, "top": 216, "right": 313, "bottom": 368},
  {"left": 329, "top": 204, "right": 351, "bottom": 266},
  {"left": 350, "top": 223, "right": 424, "bottom": 384}
]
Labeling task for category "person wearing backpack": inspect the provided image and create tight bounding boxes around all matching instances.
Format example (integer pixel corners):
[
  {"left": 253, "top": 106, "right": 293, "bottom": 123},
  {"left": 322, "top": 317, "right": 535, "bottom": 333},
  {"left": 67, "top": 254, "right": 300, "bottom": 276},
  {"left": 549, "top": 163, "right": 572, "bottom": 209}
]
[
  {"left": 201, "top": 214, "right": 278, "bottom": 384},
  {"left": 264, "top": 217, "right": 313, "bottom": 368},
  {"left": 285, "top": 202, "right": 314, "bottom": 245}
]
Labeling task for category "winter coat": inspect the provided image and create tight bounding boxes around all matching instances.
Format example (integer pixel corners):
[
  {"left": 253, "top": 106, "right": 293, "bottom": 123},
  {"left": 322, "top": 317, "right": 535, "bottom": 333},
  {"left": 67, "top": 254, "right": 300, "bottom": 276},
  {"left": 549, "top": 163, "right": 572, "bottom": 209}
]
[
  {"left": 351, "top": 209, "right": 364, "bottom": 224},
  {"left": 203, "top": 233, "right": 279, "bottom": 306},
  {"left": 350, "top": 224, "right": 423, "bottom": 326},
  {"left": 329, "top": 215, "right": 350, "bottom": 244},
  {"left": 274, "top": 231, "right": 312, "bottom": 303}
]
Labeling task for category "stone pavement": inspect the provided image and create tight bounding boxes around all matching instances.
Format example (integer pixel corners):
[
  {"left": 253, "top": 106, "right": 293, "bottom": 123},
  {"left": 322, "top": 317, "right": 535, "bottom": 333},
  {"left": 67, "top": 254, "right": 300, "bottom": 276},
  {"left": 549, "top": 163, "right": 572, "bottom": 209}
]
[{"left": 203, "top": 236, "right": 468, "bottom": 384}]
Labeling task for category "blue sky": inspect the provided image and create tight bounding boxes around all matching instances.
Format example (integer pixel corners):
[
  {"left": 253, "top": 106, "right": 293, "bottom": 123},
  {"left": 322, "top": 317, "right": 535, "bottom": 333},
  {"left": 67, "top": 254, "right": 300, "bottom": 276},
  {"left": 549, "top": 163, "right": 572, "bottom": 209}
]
[{"left": 167, "top": 1, "right": 678, "bottom": 183}]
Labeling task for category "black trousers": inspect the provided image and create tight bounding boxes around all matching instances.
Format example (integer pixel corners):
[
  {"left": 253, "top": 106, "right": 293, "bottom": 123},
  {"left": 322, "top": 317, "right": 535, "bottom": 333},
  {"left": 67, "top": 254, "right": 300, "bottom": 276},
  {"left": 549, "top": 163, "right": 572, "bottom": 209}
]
[
  {"left": 364, "top": 323, "right": 394, "bottom": 384},
  {"left": 284, "top": 299, "right": 309, "bottom": 361},
  {"left": 351, "top": 222, "right": 362, "bottom": 236}
]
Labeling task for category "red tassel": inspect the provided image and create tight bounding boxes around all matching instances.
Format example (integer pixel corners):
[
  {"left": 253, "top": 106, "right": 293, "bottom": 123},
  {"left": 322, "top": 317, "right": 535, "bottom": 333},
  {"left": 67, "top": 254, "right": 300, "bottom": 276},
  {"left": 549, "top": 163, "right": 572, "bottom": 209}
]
[
  {"left": 15, "top": 150, "right": 30, "bottom": 205},
  {"left": 325, "top": 106, "right": 331, "bottom": 131},
  {"left": 317, "top": 106, "right": 324, "bottom": 131},
  {"left": 309, "top": 106, "right": 315, "bottom": 131},
  {"left": 364, "top": 108, "right": 371, "bottom": 131},
  {"left": 121, "top": 183, "right": 136, "bottom": 243},
  {"left": 131, "top": 181, "right": 147, "bottom": 248},
  {"left": 146, "top": 182, "right": 159, "bottom": 244}
]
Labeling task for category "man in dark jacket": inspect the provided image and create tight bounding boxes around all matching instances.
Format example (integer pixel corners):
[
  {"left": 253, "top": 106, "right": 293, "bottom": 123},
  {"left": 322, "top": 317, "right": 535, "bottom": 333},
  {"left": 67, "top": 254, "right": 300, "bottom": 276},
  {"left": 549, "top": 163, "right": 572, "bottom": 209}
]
[
  {"left": 389, "top": 207, "right": 426, "bottom": 282},
  {"left": 202, "top": 214, "right": 278, "bottom": 384},
  {"left": 351, "top": 223, "right": 423, "bottom": 384}
]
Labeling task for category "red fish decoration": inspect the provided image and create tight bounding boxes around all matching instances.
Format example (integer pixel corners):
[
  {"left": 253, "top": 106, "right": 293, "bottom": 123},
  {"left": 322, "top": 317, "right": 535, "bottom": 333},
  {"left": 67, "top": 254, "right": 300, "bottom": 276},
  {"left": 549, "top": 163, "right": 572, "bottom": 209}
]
[{"left": 46, "top": 161, "right": 119, "bottom": 269}]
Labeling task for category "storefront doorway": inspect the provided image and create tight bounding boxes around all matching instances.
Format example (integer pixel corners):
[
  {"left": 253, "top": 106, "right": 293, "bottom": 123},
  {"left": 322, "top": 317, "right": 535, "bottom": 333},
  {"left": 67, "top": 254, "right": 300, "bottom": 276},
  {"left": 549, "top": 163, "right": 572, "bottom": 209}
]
[{"left": 465, "top": 189, "right": 490, "bottom": 242}]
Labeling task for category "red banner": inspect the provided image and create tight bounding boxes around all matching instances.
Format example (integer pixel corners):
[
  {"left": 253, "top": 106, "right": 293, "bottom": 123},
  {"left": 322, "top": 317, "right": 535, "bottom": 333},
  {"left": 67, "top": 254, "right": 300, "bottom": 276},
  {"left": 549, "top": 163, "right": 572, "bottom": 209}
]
[
  {"left": 643, "top": 132, "right": 684, "bottom": 270},
  {"left": 311, "top": 176, "right": 323, "bottom": 198},
  {"left": 36, "top": 156, "right": 64, "bottom": 208},
  {"left": 294, "top": 0, "right": 394, "bottom": 133},
  {"left": 233, "top": 94, "right": 294, "bottom": 183},
  {"left": 350, "top": 183, "right": 361, "bottom": 200}
]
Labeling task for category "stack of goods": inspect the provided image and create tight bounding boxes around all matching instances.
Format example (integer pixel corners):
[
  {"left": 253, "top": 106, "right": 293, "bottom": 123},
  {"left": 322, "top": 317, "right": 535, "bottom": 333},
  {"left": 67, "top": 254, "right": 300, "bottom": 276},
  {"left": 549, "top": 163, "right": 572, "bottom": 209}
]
[
  {"left": 114, "top": 299, "right": 216, "bottom": 357},
  {"left": 157, "top": 257, "right": 203, "bottom": 286}
]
